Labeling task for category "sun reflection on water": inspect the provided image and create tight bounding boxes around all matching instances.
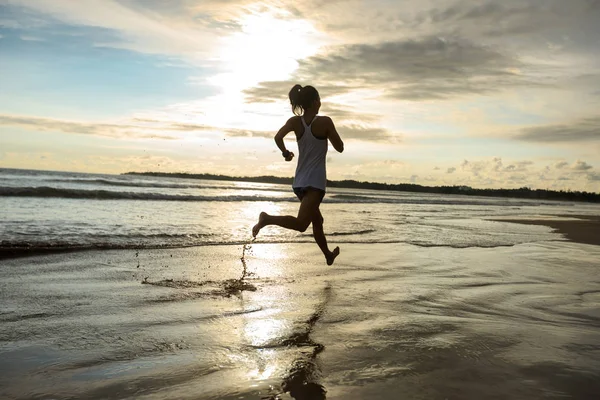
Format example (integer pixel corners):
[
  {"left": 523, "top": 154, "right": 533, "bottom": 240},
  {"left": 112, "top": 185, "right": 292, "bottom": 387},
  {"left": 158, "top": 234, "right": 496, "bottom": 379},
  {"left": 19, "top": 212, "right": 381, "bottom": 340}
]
[
  {"left": 247, "top": 358, "right": 277, "bottom": 381},
  {"left": 245, "top": 313, "right": 286, "bottom": 347},
  {"left": 240, "top": 201, "right": 283, "bottom": 221}
]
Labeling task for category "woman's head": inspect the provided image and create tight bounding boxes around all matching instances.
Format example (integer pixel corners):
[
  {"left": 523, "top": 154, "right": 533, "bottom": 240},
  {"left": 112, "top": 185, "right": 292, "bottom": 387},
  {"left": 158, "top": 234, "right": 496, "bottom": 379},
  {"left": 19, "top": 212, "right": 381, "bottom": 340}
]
[{"left": 288, "top": 84, "right": 320, "bottom": 115}]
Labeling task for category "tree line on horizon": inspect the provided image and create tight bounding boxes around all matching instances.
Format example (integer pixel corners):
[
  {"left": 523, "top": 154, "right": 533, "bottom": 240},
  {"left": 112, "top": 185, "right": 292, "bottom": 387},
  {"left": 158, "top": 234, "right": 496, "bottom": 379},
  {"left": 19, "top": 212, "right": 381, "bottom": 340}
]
[{"left": 124, "top": 171, "right": 600, "bottom": 203}]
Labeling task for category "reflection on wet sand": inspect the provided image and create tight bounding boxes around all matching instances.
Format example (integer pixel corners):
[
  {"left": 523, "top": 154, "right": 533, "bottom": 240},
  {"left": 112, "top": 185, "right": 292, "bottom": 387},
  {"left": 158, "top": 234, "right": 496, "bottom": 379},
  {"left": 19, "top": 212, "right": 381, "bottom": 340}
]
[
  {"left": 241, "top": 284, "right": 331, "bottom": 400},
  {"left": 4, "top": 240, "right": 598, "bottom": 399},
  {"left": 277, "top": 285, "right": 331, "bottom": 400}
]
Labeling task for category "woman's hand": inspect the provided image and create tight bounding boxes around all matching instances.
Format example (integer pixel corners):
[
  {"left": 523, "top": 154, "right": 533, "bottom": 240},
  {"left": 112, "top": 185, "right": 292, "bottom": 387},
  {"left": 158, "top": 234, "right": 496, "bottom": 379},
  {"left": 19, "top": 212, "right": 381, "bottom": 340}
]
[{"left": 283, "top": 151, "right": 295, "bottom": 162}]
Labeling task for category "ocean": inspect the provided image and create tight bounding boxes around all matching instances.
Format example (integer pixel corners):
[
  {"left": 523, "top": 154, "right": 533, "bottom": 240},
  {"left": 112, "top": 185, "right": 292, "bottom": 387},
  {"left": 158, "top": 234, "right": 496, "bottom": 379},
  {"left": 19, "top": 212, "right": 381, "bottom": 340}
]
[
  {"left": 2, "top": 168, "right": 598, "bottom": 253},
  {"left": 1, "top": 168, "right": 599, "bottom": 399}
]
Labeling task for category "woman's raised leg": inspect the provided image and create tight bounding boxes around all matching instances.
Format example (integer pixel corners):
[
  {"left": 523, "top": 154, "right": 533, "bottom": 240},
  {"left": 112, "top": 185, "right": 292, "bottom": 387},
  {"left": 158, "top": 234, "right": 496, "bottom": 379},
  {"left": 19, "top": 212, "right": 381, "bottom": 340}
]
[{"left": 252, "top": 189, "right": 322, "bottom": 237}]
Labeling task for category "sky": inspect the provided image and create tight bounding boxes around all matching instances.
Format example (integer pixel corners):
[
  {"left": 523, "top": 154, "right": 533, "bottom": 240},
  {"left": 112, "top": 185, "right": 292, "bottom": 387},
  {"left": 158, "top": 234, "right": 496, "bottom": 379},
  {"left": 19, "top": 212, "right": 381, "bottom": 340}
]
[{"left": 0, "top": 0, "right": 599, "bottom": 192}]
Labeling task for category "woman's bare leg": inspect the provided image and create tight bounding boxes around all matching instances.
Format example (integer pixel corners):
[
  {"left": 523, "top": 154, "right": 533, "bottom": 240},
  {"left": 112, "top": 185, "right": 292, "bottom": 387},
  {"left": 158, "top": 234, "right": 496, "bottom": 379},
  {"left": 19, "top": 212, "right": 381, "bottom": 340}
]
[
  {"left": 312, "top": 209, "right": 340, "bottom": 266},
  {"left": 252, "top": 190, "right": 322, "bottom": 237}
]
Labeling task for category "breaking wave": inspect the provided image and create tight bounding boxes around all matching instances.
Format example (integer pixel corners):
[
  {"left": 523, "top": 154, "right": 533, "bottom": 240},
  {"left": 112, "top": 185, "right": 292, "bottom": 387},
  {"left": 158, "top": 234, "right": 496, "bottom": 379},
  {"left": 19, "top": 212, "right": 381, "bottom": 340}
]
[
  {"left": 46, "top": 178, "right": 287, "bottom": 192},
  {"left": 0, "top": 186, "right": 293, "bottom": 202},
  {"left": 0, "top": 186, "right": 556, "bottom": 206}
]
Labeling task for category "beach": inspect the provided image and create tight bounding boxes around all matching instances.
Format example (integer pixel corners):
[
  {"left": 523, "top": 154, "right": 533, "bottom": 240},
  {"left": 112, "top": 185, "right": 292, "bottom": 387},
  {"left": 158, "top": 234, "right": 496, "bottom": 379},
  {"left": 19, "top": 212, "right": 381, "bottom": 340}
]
[
  {"left": 1, "top": 169, "right": 600, "bottom": 399},
  {"left": 4, "top": 0, "right": 600, "bottom": 397},
  {"left": 1, "top": 238, "right": 600, "bottom": 399}
]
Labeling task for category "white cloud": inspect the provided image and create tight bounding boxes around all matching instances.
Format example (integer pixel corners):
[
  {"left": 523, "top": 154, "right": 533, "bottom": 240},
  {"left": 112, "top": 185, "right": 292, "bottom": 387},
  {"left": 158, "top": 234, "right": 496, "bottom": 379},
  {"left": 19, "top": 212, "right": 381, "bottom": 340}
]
[
  {"left": 19, "top": 35, "right": 45, "bottom": 41},
  {"left": 8, "top": 0, "right": 221, "bottom": 57}
]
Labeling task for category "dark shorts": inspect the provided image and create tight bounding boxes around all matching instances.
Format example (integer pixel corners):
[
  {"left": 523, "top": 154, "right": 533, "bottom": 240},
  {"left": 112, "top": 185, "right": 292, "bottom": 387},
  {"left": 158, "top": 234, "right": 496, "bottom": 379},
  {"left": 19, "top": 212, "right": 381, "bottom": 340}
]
[{"left": 293, "top": 186, "right": 326, "bottom": 202}]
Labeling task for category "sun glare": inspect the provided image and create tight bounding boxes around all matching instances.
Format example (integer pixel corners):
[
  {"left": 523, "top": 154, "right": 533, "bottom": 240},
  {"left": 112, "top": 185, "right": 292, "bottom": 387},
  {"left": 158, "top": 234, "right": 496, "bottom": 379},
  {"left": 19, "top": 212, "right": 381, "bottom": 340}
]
[
  {"left": 211, "top": 9, "right": 320, "bottom": 93},
  {"left": 150, "top": 7, "right": 326, "bottom": 145}
]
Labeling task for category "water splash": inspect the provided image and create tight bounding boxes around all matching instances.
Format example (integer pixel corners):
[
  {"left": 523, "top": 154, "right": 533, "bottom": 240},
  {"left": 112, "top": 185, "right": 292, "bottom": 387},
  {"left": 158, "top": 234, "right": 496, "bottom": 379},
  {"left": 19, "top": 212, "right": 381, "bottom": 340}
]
[
  {"left": 140, "top": 239, "right": 257, "bottom": 296},
  {"left": 240, "top": 240, "right": 251, "bottom": 280}
]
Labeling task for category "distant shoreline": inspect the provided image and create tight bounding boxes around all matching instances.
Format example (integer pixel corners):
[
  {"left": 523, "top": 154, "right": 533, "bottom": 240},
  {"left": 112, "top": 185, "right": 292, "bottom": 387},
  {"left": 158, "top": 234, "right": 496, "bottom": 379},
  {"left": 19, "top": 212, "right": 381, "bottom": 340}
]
[{"left": 123, "top": 172, "right": 600, "bottom": 203}]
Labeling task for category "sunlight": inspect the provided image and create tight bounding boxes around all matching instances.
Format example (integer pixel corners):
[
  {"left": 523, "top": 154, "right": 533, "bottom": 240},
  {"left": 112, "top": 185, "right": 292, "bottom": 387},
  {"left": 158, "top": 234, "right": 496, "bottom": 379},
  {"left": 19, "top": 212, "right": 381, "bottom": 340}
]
[
  {"left": 140, "top": 7, "right": 328, "bottom": 143},
  {"left": 247, "top": 362, "right": 277, "bottom": 381},
  {"left": 211, "top": 8, "right": 320, "bottom": 93},
  {"left": 245, "top": 316, "right": 286, "bottom": 347},
  {"left": 167, "top": 8, "right": 325, "bottom": 138},
  {"left": 240, "top": 201, "right": 283, "bottom": 222}
]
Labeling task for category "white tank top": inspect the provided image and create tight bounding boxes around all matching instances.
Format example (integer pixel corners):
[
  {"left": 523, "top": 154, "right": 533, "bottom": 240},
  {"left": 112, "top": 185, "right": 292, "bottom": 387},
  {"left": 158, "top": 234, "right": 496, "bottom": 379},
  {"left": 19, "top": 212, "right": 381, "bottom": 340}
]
[{"left": 293, "top": 115, "right": 328, "bottom": 191}]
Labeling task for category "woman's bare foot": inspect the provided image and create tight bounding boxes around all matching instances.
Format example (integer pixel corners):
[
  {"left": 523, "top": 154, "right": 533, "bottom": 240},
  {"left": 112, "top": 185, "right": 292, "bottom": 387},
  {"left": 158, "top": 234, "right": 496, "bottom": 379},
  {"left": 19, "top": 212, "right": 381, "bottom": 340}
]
[
  {"left": 252, "top": 212, "right": 268, "bottom": 237},
  {"left": 326, "top": 246, "right": 340, "bottom": 266}
]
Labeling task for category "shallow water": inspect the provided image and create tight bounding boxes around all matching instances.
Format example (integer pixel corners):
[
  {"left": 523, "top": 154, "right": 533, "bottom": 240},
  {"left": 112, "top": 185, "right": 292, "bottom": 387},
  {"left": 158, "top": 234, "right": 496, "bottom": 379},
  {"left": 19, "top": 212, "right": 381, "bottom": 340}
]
[
  {"left": 1, "top": 240, "right": 599, "bottom": 399},
  {"left": 2, "top": 168, "right": 599, "bottom": 254}
]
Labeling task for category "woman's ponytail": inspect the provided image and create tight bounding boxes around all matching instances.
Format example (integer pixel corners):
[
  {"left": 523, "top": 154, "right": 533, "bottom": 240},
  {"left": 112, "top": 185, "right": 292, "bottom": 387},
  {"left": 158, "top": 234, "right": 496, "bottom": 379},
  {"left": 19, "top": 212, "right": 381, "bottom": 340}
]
[{"left": 289, "top": 84, "right": 303, "bottom": 115}]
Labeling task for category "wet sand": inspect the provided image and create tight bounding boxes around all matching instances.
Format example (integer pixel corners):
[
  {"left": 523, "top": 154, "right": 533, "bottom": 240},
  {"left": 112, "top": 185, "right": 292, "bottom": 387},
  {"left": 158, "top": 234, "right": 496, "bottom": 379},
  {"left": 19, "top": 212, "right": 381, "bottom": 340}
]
[
  {"left": 1, "top": 239, "right": 599, "bottom": 399},
  {"left": 490, "top": 215, "right": 600, "bottom": 246}
]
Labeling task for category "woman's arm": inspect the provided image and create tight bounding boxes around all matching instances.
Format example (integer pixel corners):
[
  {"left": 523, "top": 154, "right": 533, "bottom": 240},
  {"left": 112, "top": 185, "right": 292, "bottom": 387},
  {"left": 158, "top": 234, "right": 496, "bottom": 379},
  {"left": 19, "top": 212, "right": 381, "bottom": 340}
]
[
  {"left": 324, "top": 117, "right": 344, "bottom": 153},
  {"left": 274, "top": 117, "right": 296, "bottom": 161}
]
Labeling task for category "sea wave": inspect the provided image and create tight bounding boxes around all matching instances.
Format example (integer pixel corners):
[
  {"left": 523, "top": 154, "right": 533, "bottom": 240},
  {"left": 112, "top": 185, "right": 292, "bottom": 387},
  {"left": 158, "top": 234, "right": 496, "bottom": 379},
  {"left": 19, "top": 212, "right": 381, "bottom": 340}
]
[
  {"left": 0, "top": 186, "right": 295, "bottom": 202},
  {"left": 0, "top": 186, "right": 558, "bottom": 206},
  {"left": 49, "top": 178, "right": 219, "bottom": 189},
  {"left": 46, "top": 178, "right": 287, "bottom": 192}
]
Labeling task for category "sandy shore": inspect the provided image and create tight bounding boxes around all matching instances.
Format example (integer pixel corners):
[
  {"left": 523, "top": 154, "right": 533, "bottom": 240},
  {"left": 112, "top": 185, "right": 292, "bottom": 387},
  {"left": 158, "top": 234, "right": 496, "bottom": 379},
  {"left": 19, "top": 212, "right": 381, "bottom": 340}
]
[
  {"left": 490, "top": 215, "right": 600, "bottom": 246},
  {"left": 1, "top": 241, "right": 599, "bottom": 399}
]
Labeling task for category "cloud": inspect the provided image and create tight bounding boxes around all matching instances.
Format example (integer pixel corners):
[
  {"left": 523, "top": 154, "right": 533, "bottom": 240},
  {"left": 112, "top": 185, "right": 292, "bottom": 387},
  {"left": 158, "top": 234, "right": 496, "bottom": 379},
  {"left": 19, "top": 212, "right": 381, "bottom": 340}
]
[
  {"left": 442, "top": 157, "right": 600, "bottom": 191},
  {"left": 458, "top": 157, "right": 534, "bottom": 177},
  {"left": 0, "top": 114, "right": 286, "bottom": 140},
  {"left": 220, "top": 127, "right": 274, "bottom": 138},
  {"left": 284, "top": 0, "right": 597, "bottom": 44},
  {"left": 333, "top": 158, "right": 409, "bottom": 182},
  {"left": 427, "top": 156, "right": 600, "bottom": 191},
  {"left": 320, "top": 104, "right": 381, "bottom": 123},
  {"left": 248, "top": 36, "right": 532, "bottom": 101},
  {"left": 447, "top": 167, "right": 456, "bottom": 173},
  {"left": 0, "top": 114, "right": 179, "bottom": 139},
  {"left": 572, "top": 160, "right": 593, "bottom": 171},
  {"left": 503, "top": 161, "right": 533, "bottom": 172},
  {"left": 515, "top": 116, "right": 600, "bottom": 142},
  {"left": 555, "top": 161, "right": 569, "bottom": 169},
  {"left": 335, "top": 124, "right": 396, "bottom": 141},
  {"left": 418, "top": 2, "right": 535, "bottom": 25},
  {"left": 5, "top": 0, "right": 221, "bottom": 57},
  {"left": 19, "top": 35, "right": 45, "bottom": 41},
  {"left": 411, "top": 1, "right": 598, "bottom": 39}
]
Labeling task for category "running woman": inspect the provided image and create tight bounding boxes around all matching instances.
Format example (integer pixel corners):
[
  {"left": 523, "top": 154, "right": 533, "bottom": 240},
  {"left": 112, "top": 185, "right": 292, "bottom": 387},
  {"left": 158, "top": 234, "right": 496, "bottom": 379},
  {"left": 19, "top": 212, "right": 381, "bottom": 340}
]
[{"left": 252, "top": 84, "right": 344, "bottom": 265}]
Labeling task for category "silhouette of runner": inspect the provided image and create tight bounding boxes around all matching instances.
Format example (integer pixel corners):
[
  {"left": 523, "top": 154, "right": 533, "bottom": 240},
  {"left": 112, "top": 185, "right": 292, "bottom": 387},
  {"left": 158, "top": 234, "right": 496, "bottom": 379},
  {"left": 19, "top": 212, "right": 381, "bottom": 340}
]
[{"left": 253, "top": 84, "right": 344, "bottom": 265}]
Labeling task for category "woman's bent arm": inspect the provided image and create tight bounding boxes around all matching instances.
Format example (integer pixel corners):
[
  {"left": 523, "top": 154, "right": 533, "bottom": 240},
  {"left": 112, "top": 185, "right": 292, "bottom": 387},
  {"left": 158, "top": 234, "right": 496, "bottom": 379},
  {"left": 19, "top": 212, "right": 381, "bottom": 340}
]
[
  {"left": 274, "top": 117, "right": 296, "bottom": 154},
  {"left": 325, "top": 117, "right": 344, "bottom": 153}
]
